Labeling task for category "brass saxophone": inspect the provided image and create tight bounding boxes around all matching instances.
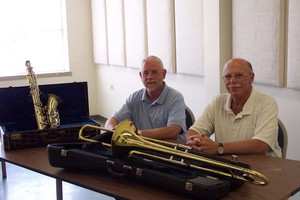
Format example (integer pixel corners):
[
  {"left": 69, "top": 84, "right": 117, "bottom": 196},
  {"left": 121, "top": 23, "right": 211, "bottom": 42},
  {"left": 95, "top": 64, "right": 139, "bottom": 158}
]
[{"left": 25, "top": 60, "right": 62, "bottom": 129}]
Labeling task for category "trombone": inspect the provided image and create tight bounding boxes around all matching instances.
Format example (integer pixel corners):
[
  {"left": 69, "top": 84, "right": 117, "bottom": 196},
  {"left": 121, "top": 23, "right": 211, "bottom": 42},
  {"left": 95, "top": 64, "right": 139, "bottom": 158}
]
[{"left": 79, "top": 119, "right": 269, "bottom": 186}]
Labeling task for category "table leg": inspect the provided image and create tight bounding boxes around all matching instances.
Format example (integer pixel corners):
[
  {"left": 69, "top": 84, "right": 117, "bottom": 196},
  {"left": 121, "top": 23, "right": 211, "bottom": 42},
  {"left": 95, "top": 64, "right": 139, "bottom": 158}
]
[
  {"left": 56, "top": 179, "right": 63, "bottom": 200},
  {"left": 1, "top": 160, "right": 7, "bottom": 179}
]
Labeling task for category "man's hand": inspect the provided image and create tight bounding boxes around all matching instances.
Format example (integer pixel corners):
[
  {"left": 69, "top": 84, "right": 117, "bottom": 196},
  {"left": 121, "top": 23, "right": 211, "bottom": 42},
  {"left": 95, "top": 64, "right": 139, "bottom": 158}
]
[{"left": 186, "top": 134, "right": 219, "bottom": 155}]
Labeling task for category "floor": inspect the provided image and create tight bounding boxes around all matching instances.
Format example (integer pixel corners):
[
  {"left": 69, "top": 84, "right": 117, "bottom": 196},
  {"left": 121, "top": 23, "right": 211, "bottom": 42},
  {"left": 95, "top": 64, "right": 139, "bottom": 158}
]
[{"left": 0, "top": 162, "right": 114, "bottom": 200}]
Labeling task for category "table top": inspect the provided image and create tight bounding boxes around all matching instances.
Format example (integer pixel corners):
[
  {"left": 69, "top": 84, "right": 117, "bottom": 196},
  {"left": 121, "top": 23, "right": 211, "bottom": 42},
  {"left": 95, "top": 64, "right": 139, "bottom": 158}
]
[{"left": 1, "top": 145, "right": 300, "bottom": 200}]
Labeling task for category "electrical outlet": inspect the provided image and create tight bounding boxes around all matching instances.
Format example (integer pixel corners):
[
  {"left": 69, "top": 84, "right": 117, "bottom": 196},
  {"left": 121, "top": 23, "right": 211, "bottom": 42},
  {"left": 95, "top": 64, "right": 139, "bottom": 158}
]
[{"left": 110, "top": 84, "right": 114, "bottom": 91}]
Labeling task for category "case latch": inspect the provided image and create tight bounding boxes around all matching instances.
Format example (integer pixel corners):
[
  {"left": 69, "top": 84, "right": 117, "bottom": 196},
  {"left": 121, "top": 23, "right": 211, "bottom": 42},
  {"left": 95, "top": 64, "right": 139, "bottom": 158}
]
[
  {"left": 136, "top": 168, "right": 143, "bottom": 176},
  {"left": 10, "top": 133, "right": 21, "bottom": 140},
  {"left": 60, "top": 149, "right": 68, "bottom": 156},
  {"left": 185, "top": 182, "right": 193, "bottom": 191}
]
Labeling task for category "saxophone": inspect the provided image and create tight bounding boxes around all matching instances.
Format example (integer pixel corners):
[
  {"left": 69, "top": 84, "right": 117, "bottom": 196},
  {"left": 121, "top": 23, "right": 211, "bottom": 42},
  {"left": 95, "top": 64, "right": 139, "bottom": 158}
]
[{"left": 25, "top": 60, "right": 62, "bottom": 129}]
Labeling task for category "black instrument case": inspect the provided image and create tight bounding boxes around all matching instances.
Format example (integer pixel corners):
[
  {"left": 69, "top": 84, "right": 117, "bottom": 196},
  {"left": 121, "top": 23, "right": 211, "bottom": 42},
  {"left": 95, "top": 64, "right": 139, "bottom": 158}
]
[
  {"left": 48, "top": 131, "right": 249, "bottom": 200},
  {"left": 0, "top": 82, "right": 103, "bottom": 151}
]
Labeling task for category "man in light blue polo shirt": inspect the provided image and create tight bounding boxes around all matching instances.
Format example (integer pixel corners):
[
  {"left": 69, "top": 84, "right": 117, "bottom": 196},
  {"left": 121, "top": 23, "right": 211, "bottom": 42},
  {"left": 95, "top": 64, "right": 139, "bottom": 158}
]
[{"left": 105, "top": 55, "right": 186, "bottom": 140}]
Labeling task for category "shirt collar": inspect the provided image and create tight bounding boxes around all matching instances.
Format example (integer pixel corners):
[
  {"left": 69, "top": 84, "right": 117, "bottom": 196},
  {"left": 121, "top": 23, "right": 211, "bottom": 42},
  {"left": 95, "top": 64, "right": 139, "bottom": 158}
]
[
  {"left": 141, "top": 82, "right": 168, "bottom": 105},
  {"left": 224, "top": 88, "right": 257, "bottom": 116}
]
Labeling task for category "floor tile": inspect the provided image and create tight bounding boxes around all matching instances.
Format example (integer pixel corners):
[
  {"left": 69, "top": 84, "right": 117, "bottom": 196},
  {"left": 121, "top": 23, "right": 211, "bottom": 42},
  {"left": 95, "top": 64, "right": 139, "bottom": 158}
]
[{"left": 1, "top": 163, "right": 114, "bottom": 200}]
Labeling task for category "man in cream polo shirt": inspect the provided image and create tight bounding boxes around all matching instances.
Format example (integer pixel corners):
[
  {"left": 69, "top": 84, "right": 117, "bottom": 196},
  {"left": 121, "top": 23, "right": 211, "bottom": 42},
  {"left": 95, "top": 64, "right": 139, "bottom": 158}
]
[{"left": 185, "top": 58, "right": 282, "bottom": 157}]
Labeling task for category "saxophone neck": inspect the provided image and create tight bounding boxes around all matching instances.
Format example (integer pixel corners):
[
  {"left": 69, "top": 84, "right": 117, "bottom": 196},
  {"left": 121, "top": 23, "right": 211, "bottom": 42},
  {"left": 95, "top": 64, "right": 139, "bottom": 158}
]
[{"left": 25, "top": 60, "right": 32, "bottom": 70}]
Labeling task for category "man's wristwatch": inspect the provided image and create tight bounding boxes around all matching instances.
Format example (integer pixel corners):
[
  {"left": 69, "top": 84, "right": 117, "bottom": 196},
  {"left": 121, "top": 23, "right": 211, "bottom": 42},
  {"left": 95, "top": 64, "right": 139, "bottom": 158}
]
[{"left": 217, "top": 142, "right": 224, "bottom": 155}]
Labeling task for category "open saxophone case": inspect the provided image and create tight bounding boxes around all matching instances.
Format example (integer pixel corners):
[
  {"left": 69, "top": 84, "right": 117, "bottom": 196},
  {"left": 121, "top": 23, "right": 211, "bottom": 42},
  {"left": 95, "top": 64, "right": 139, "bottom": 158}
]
[
  {"left": 0, "top": 81, "right": 104, "bottom": 151},
  {"left": 47, "top": 120, "right": 266, "bottom": 200}
]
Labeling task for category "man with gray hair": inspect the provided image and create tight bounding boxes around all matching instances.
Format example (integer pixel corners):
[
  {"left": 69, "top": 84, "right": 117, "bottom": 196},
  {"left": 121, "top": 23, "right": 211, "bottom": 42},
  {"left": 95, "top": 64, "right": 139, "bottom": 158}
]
[{"left": 105, "top": 55, "right": 187, "bottom": 140}]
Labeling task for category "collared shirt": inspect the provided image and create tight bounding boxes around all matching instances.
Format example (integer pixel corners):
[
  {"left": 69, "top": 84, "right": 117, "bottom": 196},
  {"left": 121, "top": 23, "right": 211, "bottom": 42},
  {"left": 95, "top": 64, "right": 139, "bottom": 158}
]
[
  {"left": 190, "top": 89, "right": 282, "bottom": 157},
  {"left": 113, "top": 82, "right": 187, "bottom": 133}
]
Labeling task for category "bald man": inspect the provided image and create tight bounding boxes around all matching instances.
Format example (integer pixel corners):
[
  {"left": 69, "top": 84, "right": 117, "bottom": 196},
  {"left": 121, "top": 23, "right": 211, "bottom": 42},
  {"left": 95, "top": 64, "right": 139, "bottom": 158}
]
[{"left": 185, "top": 58, "right": 282, "bottom": 157}]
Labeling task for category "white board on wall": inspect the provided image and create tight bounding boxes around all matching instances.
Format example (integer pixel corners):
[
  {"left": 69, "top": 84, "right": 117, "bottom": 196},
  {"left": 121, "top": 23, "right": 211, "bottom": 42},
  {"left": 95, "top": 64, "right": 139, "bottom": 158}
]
[
  {"left": 106, "top": 0, "right": 126, "bottom": 67},
  {"left": 175, "top": 0, "right": 204, "bottom": 76},
  {"left": 124, "top": 0, "right": 147, "bottom": 69},
  {"left": 146, "top": 0, "right": 175, "bottom": 73},
  {"left": 91, "top": 0, "right": 108, "bottom": 65},
  {"left": 232, "top": 0, "right": 285, "bottom": 87},
  {"left": 287, "top": 0, "right": 300, "bottom": 90}
]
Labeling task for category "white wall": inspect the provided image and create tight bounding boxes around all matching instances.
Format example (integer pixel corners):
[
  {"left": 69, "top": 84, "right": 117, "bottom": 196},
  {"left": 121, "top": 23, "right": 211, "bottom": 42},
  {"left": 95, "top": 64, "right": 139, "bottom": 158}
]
[
  {"left": 94, "top": 0, "right": 300, "bottom": 161},
  {"left": 254, "top": 84, "right": 300, "bottom": 161}
]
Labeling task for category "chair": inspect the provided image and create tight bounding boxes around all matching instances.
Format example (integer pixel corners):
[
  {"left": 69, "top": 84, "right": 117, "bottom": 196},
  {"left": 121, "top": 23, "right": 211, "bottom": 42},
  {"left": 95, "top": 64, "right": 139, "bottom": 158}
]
[
  {"left": 278, "top": 119, "right": 288, "bottom": 158},
  {"left": 185, "top": 106, "right": 195, "bottom": 130}
]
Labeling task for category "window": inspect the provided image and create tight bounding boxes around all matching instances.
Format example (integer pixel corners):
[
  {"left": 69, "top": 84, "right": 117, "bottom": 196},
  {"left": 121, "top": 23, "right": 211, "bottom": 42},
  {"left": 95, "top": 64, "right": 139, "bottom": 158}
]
[{"left": 0, "top": 0, "right": 69, "bottom": 77}]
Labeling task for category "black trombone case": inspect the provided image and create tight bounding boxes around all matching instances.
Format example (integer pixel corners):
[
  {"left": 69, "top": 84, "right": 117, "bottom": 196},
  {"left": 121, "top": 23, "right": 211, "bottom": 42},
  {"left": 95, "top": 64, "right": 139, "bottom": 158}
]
[
  {"left": 47, "top": 131, "right": 249, "bottom": 200},
  {"left": 0, "top": 82, "right": 103, "bottom": 151}
]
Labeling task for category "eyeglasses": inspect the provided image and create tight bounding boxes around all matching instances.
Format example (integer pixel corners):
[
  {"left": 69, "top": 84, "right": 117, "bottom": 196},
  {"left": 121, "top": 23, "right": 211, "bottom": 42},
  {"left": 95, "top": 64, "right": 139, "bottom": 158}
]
[
  {"left": 142, "top": 70, "right": 160, "bottom": 77},
  {"left": 223, "top": 73, "right": 251, "bottom": 81}
]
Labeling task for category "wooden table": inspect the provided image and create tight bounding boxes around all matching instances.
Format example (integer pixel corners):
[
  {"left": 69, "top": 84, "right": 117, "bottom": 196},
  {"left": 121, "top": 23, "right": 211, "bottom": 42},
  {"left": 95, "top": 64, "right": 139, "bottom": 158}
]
[{"left": 1, "top": 145, "right": 300, "bottom": 200}]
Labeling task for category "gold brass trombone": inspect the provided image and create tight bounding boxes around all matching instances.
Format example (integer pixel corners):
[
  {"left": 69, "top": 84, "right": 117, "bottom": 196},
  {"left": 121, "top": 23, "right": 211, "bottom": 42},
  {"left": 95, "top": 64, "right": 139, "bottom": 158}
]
[{"left": 79, "top": 119, "right": 269, "bottom": 186}]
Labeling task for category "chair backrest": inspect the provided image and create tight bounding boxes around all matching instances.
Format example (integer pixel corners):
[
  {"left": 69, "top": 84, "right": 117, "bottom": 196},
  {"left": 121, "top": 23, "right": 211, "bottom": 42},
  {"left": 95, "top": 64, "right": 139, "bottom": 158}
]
[
  {"left": 185, "top": 106, "right": 195, "bottom": 130},
  {"left": 278, "top": 119, "right": 288, "bottom": 158}
]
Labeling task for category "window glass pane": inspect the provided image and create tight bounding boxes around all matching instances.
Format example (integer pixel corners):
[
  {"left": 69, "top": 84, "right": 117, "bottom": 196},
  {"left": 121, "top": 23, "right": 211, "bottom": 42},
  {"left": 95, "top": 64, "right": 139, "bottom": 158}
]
[{"left": 0, "top": 0, "right": 69, "bottom": 76}]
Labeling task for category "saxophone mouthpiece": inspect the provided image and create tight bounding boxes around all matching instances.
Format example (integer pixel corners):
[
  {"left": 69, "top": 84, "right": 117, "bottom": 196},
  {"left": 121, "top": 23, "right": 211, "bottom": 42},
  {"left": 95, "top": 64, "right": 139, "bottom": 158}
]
[{"left": 25, "top": 60, "right": 31, "bottom": 68}]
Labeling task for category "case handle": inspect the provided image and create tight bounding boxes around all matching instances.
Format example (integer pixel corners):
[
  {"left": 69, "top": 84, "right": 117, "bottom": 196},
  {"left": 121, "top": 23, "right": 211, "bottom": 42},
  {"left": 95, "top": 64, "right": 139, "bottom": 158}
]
[{"left": 106, "top": 160, "right": 131, "bottom": 178}]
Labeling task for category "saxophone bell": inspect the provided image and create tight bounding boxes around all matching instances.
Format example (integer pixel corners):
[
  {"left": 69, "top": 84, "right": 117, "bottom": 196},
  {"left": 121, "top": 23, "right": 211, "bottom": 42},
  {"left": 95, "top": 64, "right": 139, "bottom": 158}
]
[{"left": 46, "top": 93, "right": 62, "bottom": 128}]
